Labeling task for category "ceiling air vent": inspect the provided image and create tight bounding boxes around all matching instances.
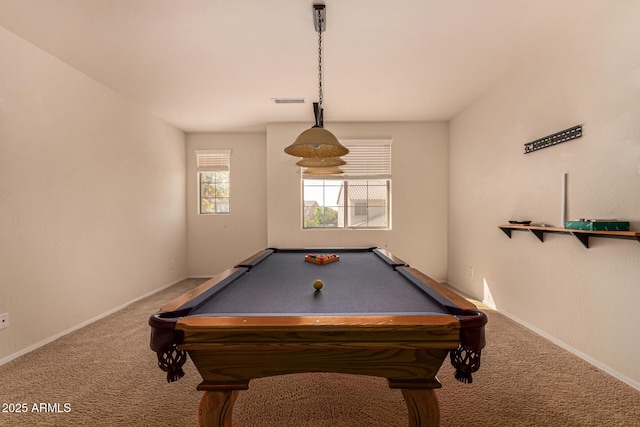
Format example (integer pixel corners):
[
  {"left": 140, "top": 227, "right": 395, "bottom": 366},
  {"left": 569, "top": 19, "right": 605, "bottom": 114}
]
[{"left": 272, "top": 98, "right": 305, "bottom": 104}]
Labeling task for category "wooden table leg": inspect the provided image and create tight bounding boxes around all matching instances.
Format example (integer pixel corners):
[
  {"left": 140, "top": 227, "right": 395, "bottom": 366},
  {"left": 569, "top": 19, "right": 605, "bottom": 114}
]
[
  {"left": 198, "top": 390, "right": 238, "bottom": 427},
  {"left": 401, "top": 388, "right": 440, "bottom": 427}
]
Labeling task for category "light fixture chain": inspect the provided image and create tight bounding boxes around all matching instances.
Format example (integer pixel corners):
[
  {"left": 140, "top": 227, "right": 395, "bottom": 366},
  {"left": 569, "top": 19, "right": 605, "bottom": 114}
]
[
  {"left": 317, "top": 13, "right": 323, "bottom": 111},
  {"left": 283, "top": 4, "right": 349, "bottom": 161}
]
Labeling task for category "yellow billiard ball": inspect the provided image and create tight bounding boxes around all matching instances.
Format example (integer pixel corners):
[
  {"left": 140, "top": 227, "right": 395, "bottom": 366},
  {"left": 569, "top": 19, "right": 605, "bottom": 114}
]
[{"left": 313, "top": 279, "right": 323, "bottom": 290}]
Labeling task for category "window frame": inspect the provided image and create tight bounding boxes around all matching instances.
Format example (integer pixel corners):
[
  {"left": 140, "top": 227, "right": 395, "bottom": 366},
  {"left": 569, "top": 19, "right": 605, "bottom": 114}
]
[
  {"left": 344, "top": 180, "right": 391, "bottom": 229},
  {"left": 196, "top": 149, "right": 231, "bottom": 215},
  {"left": 301, "top": 139, "right": 392, "bottom": 230}
]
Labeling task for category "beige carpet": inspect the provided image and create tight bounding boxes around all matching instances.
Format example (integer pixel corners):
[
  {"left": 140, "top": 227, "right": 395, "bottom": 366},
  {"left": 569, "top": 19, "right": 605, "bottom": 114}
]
[{"left": 0, "top": 278, "right": 638, "bottom": 426}]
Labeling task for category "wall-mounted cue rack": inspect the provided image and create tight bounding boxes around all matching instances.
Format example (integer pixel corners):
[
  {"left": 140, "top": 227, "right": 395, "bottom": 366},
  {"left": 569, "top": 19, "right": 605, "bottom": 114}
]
[{"left": 524, "top": 125, "right": 582, "bottom": 154}]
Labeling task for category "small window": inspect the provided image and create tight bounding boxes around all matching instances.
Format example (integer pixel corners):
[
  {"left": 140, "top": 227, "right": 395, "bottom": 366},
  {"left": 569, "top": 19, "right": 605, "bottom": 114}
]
[
  {"left": 354, "top": 202, "right": 367, "bottom": 217},
  {"left": 196, "top": 150, "right": 230, "bottom": 214},
  {"left": 302, "top": 140, "right": 392, "bottom": 229}
]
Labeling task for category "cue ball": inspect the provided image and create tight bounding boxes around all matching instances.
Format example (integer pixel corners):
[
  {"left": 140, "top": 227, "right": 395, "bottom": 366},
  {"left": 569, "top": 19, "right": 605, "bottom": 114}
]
[{"left": 313, "top": 279, "right": 323, "bottom": 290}]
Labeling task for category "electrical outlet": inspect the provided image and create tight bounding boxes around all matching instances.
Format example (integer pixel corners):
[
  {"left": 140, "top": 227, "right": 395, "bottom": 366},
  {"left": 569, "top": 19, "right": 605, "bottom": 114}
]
[
  {"left": 0, "top": 313, "right": 8, "bottom": 330},
  {"left": 468, "top": 267, "right": 474, "bottom": 277}
]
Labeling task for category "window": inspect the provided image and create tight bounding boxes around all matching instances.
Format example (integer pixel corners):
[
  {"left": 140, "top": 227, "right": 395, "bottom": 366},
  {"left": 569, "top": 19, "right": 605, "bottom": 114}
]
[
  {"left": 354, "top": 202, "right": 367, "bottom": 217},
  {"left": 302, "top": 140, "right": 392, "bottom": 229},
  {"left": 196, "top": 150, "right": 230, "bottom": 214}
]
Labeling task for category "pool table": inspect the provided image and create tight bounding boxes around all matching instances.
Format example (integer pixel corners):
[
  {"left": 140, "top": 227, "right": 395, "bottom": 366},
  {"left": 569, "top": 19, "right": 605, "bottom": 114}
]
[{"left": 149, "top": 247, "right": 487, "bottom": 427}]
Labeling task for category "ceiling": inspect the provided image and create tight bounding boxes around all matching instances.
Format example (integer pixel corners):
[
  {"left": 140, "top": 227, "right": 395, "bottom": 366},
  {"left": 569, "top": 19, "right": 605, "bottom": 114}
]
[{"left": 0, "top": 0, "right": 607, "bottom": 132}]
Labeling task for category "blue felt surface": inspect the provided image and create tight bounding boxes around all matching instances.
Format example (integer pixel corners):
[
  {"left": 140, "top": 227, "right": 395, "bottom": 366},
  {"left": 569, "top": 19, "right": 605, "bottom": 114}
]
[{"left": 188, "top": 250, "right": 446, "bottom": 316}]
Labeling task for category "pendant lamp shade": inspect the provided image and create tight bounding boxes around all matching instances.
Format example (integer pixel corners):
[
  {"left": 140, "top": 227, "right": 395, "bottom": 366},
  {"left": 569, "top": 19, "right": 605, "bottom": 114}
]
[
  {"left": 285, "top": 127, "right": 348, "bottom": 158},
  {"left": 302, "top": 166, "right": 344, "bottom": 175},
  {"left": 296, "top": 157, "right": 346, "bottom": 168}
]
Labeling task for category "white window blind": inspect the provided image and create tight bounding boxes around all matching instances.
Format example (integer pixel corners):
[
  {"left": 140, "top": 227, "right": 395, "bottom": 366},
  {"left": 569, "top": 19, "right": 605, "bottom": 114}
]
[
  {"left": 303, "top": 140, "right": 392, "bottom": 180},
  {"left": 196, "top": 149, "right": 231, "bottom": 171}
]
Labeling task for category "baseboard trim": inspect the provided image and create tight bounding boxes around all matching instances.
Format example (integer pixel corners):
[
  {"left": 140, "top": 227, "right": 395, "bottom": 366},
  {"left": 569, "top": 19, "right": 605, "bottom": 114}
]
[
  {"left": 444, "top": 280, "right": 639, "bottom": 392},
  {"left": 0, "top": 276, "right": 188, "bottom": 367},
  {"left": 496, "top": 307, "right": 640, "bottom": 391}
]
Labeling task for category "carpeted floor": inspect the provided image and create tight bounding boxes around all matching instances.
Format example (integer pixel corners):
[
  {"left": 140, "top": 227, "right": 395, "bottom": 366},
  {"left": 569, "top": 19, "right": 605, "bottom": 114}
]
[{"left": 0, "top": 278, "right": 638, "bottom": 426}]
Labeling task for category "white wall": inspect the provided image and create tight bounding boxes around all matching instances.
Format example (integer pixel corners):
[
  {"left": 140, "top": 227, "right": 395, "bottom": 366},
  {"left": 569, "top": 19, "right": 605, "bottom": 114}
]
[
  {"left": 448, "top": 3, "right": 640, "bottom": 387},
  {"left": 186, "top": 133, "right": 268, "bottom": 276},
  {"left": 0, "top": 26, "right": 187, "bottom": 362},
  {"left": 267, "top": 122, "right": 449, "bottom": 279}
]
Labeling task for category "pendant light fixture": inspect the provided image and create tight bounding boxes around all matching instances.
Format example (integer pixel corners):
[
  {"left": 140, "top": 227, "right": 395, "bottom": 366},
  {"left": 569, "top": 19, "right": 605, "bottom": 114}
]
[
  {"left": 297, "top": 156, "right": 346, "bottom": 175},
  {"left": 295, "top": 157, "right": 346, "bottom": 168},
  {"left": 302, "top": 166, "right": 344, "bottom": 175},
  {"left": 284, "top": 4, "right": 349, "bottom": 159}
]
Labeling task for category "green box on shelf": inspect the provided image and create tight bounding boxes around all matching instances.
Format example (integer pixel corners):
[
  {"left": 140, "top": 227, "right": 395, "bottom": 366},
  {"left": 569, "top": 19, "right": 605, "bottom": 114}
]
[{"left": 564, "top": 221, "right": 630, "bottom": 231}]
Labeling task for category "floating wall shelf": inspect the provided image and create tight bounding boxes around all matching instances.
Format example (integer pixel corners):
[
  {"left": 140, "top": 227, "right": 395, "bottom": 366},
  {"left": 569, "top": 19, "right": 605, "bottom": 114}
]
[{"left": 498, "top": 224, "right": 640, "bottom": 248}]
